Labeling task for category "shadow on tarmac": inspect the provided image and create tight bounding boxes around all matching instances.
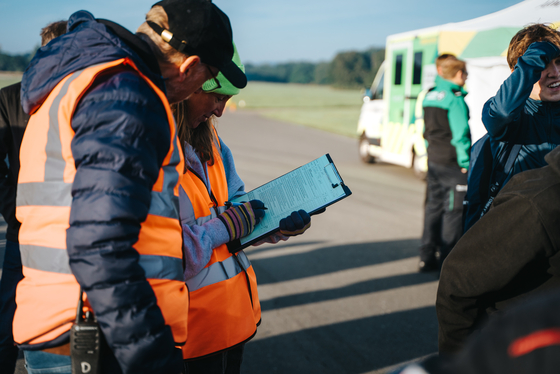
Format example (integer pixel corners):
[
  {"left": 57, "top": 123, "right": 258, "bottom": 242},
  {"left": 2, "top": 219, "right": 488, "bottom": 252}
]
[
  {"left": 260, "top": 271, "right": 436, "bottom": 312},
  {"left": 244, "top": 306, "right": 438, "bottom": 374},
  {"left": 247, "top": 240, "right": 326, "bottom": 256},
  {"left": 244, "top": 239, "right": 438, "bottom": 373},
  {"left": 250, "top": 239, "right": 424, "bottom": 285}
]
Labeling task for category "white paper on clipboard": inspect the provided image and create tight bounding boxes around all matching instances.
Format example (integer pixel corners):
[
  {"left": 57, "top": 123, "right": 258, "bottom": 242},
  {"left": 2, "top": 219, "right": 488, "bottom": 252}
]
[{"left": 230, "top": 154, "right": 351, "bottom": 248}]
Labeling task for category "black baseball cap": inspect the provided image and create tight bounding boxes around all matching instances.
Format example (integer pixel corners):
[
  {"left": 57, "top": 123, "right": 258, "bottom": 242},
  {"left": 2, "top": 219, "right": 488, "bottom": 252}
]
[{"left": 148, "top": 0, "right": 247, "bottom": 89}]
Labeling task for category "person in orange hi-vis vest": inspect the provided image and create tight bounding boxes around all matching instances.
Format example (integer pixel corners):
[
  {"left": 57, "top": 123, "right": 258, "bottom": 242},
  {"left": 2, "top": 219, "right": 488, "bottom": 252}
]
[
  {"left": 14, "top": 1, "right": 246, "bottom": 373},
  {"left": 0, "top": 20, "right": 67, "bottom": 374},
  {"left": 172, "top": 42, "right": 316, "bottom": 374}
]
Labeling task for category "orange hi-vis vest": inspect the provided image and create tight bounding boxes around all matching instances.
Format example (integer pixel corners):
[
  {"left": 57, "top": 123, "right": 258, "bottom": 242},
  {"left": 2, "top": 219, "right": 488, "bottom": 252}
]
[
  {"left": 14, "top": 58, "right": 188, "bottom": 346},
  {"left": 179, "top": 133, "right": 261, "bottom": 359}
]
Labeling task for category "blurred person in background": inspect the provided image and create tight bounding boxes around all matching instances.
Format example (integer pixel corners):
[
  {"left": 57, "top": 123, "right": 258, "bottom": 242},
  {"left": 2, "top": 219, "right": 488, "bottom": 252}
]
[
  {"left": 13, "top": 0, "right": 245, "bottom": 372},
  {"left": 418, "top": 57, "right": 471, "bottom": 272},
  {"left": 174, "top": 42, "right": 315, "bottom": 374},
  {"left": 413, "top": 54, "right": 458, "bottom": 182},
  {"left": 0, "top": 20, "right": 67, "bottom": 374}
]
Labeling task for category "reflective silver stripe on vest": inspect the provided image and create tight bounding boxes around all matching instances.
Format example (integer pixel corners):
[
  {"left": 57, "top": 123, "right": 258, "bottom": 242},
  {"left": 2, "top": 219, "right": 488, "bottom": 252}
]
[
  {"left": 149, "top": 119, "right": 182, "bottom": 219},
  {"left": 178, "top": 186, "right": 196, "bottom": 226},
  {"left": 16, "top": 181, "right": 72, "bottom": 207},
  {"left": 45, "top": 70, "right": 86, "bottom": 181},
  {"left": 20, "top": 244, "right": 183, "bottom": 280},
  {"left": 20, "top": 244, "right": 73, "bottom": 274},
  {"left": 186, "top": 251, "right": 251, "bottom": 292},
  {"left": 17, "top": 70, "right": 85, "bottom": 207},
  {"left": 178, "top": 185, "right": 227, "bottom": 227},
  {"left": 192, "top": 207, "right": 226, "bottom": 226},
  {"left": 139, "top": 254, "right": 184, "bottom": 281}
]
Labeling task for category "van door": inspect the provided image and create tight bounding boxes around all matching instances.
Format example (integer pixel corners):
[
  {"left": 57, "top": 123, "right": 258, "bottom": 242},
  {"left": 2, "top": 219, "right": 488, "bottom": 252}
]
[
  {"left": 383, "top": 41, "right": 414, "bottom": 163},
  {"left": 357, "top": 62, "right": 385, "bottom": 163}
]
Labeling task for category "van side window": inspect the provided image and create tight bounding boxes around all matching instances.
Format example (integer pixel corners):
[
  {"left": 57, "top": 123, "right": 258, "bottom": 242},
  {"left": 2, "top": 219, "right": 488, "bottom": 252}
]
[
  {"left": 372, "top": 72, "right": 385, "bottom": 100},
  {"left": 413, "top": 52, "right": 422, "bottom": 85},
  {"left": 395, "top": 54, "right": 403, "bottom": 85}
]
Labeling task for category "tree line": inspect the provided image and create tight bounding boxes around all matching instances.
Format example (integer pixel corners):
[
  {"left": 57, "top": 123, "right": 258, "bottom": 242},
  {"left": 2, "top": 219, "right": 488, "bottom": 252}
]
[
  {"left": 0, "top": 51, "right": 34, "bottom": 72},
  {"left": 246, "top": 48, "right": 385, "bottom": 88},
  {"left": 1, "top": 47, "right": 385, "bottom": 89}
]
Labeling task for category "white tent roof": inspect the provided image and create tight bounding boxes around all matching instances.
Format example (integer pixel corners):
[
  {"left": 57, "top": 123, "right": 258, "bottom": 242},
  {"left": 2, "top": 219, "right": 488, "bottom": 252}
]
[{"left": 388, "top": 0, "right": 560, "bottom": 42}]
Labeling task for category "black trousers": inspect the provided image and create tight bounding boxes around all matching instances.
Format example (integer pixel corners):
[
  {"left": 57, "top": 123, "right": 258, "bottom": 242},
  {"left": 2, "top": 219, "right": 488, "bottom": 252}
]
[
  {"left": 0, "top": 240, "right": 23, "bottom": 374},
  {"left": 185, "top": 344, "right": 245, "bottom": 374},
  {"left": 419, "top": 162, "right": 467, "bottom": 262}
]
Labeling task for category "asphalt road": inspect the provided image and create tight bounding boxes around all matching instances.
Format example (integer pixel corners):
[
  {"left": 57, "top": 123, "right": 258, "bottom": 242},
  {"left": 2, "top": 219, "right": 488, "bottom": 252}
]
[
  {"left": 5, "top": 110, "right": 439, "bottom": 374},
  {"left": 218, "top": 111, "right": 439, "bottom": 374}
]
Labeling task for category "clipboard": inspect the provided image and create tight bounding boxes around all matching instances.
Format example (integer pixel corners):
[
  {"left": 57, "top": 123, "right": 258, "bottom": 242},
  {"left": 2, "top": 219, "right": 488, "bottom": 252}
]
[{"left": 227, "top": 154, "right": 352, "bottom": 252}]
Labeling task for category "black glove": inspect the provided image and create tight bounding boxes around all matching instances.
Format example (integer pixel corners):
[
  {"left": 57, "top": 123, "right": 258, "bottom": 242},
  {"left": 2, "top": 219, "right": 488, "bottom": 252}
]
[
  {"left": 279, "top": 210, "right": 311, "bottom": 236},
  {"left": 218, "top": 200, "right": 266, "bottom": 241}
]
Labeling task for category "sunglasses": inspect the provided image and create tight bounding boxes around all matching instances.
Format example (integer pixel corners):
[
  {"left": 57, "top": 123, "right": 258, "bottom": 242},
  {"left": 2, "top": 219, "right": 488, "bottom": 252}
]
[{"left": 203, "top": 65, "right": 221, "bottom": 92}]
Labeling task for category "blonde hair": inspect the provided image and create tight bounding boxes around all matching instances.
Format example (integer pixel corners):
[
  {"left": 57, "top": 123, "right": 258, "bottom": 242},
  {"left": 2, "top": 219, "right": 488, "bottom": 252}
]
[
  {"left": 440, "top": 58, "right": 466, "bottom": 80},
  {"left": 136, "top": 5, "right": 187, "bottom": 66},
  {"left": 507, "top": 23, "right": 560, "bottom": 70},
  {"left": 435, "top": 54, "right": 457, "bottom": 69}
]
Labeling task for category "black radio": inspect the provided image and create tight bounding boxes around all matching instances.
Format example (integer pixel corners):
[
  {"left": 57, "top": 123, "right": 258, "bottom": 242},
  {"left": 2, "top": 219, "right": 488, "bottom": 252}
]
[{"left": 70, "top": 288, "right": 100, "bottom": 374}]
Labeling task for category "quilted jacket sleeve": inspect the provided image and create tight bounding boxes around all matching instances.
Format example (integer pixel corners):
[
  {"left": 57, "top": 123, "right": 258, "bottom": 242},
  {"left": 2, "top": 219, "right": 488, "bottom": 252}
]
[
  {"left": 66, "top": 70, "right": 183, "bottom": 374},
  {"left": 482, "top": 41, "right": 560, "bottom": 141}
]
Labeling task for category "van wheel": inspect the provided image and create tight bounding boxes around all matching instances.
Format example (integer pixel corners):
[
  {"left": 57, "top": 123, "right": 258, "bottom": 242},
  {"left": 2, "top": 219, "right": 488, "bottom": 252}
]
[
  {"left": 359, "top": 135, "right": 376, "bottom": 164},
  {"left": 412, "top": 152, "right": 427, "bottom": 180}
]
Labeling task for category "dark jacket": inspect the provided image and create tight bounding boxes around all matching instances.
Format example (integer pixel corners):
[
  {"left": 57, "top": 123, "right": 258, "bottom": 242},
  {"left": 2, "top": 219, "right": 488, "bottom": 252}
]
[
  {"left": 436, "top": 145, "right": 560, "bottom": 354},
  {"left": 0, "top": 82, "right": 28, "bottom": 242},
  {"left": 423, "top": 75, "right": 471, "bottom": 169},
  {"left": 20, "top": 11, "right": 182, "bottom": 373},
  {"left": 482, "top": 41, "right": 560, "bottom": 189}
]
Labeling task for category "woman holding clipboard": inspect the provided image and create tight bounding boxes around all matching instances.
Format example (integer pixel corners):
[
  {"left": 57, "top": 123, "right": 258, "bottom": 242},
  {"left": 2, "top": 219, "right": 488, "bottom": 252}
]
[{"left": 173, "top": 42, "right": 312, "bottom": 374}]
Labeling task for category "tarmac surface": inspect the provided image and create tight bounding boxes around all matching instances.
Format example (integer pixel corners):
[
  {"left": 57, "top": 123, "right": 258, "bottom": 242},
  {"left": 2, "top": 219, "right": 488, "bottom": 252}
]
[{"left": 5, "top": 110, "right": 439, "bottom": 373}]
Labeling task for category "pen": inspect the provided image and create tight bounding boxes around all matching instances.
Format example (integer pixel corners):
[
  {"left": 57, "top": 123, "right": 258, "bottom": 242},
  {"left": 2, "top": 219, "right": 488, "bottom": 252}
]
[{"left": 225, "top": 201, "right": 268, "bottom": 210}]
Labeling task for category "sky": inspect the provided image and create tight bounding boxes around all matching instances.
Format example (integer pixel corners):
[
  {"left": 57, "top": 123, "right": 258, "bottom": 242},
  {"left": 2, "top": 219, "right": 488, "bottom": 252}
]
[{"left": 0, "top": 0, "right": 522, "bottom": 64}]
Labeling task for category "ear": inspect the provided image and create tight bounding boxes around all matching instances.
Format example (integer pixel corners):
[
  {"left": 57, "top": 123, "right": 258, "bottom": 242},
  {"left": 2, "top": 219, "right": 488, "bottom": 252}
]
[
  {"left": 179, "top": 55, "right": 201, "bottom": 82},
  {"left": 451, "top": 70, "right": 465, "bottom": 84}
]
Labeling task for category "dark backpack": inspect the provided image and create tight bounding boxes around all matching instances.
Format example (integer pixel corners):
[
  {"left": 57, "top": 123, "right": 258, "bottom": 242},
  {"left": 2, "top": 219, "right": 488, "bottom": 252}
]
[{"left": 462, "top": 134, "right": 521, "bottom": 233}]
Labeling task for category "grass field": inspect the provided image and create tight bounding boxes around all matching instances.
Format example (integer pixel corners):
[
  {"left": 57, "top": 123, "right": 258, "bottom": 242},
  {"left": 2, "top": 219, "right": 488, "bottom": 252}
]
[
  {"left": 0, "top": 72, "right": 23, "bottom": 89},
  {"left": 231, "top": 82, "right": 363, "bottom": 138},
  {"left": 0, "top": 74, "right": 363, "bottom": 138}
]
